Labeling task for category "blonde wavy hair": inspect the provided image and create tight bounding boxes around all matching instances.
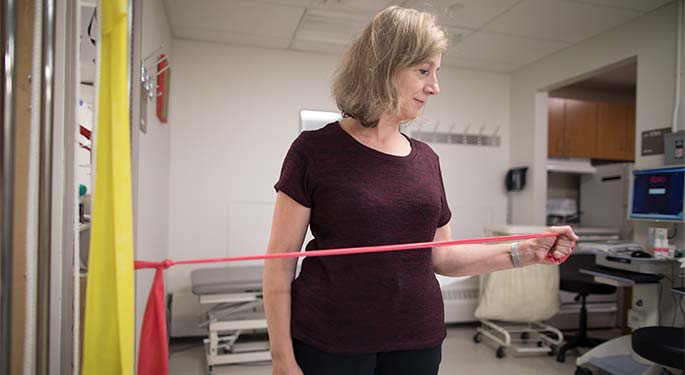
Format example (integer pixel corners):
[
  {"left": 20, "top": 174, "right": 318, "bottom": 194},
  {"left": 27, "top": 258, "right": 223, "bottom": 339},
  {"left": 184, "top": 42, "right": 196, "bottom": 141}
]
[{"left": 332, "top": 6, "right": 448, "bottom": 128}]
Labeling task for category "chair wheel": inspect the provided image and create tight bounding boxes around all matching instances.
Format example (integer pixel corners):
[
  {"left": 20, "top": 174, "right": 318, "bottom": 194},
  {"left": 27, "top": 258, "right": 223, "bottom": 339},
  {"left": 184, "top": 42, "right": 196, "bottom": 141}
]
[
  {"left": 556, "top": 350, "right": 566, "bottom": 363},
  {"left": 548, "top": 344, "right": 557, "bottom": 356},
  {"left": 574, "top": 366, "right": 592, "bottom": 375},
  {"left": 473, "top": 333, "right": 482, "bottom": 343},
  {"left": 496, "top": 346, "right": 505, "bottom": 358}
]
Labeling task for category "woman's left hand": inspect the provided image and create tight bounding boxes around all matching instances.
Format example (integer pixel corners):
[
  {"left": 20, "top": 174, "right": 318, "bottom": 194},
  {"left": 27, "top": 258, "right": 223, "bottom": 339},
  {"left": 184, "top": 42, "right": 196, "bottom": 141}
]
[{"left": 521, "top": 225, "right": 579, "bottom": 265}]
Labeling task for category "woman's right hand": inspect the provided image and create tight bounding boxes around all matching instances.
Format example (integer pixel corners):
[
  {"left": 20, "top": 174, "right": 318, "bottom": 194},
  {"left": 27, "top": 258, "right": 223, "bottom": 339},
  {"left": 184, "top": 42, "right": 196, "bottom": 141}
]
[{"left": 272, "top": 358, "right": 304, "bottom": 375}]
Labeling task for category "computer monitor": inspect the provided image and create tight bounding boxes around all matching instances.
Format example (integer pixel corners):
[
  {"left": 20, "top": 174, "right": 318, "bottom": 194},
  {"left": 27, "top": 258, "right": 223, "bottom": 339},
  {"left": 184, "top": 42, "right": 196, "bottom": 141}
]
[{"left": 629, "top": 166, "right": 684, "bottom": 221}]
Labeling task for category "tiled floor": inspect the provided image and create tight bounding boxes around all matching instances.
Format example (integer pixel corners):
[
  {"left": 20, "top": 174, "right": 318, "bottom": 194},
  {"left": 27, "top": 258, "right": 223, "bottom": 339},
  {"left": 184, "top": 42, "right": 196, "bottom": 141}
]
[{"left": 169, "top": 325, "right": 621, "bottom": 374}]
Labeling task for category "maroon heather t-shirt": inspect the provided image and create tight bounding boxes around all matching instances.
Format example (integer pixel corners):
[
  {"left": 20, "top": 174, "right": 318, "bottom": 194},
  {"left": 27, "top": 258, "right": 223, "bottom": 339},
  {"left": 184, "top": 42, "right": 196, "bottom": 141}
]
[{"left": 274, "top": 121, "right": 451, "bottom": 355}]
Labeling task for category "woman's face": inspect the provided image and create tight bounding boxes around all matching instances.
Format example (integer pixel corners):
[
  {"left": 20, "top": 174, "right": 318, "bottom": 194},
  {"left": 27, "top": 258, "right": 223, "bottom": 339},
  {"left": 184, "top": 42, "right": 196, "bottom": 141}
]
[{"left": 394, "top": 53, "right": 442, "bottom": 122}]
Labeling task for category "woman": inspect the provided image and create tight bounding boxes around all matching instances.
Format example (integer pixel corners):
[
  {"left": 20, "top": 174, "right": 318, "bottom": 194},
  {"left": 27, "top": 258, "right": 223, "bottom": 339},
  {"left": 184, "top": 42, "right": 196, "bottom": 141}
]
[{"left": 263, "top": 6, "right": 577, "bottom": 375}]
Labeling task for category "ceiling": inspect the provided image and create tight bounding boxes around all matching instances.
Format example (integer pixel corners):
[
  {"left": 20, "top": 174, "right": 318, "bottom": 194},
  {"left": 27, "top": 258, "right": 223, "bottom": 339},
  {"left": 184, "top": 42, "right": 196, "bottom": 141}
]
[
  {"left": 575, "top": 60, "right": 637, "bottom": 89},
  {"left": 162, "top": 0, "right": 673, "bottom": 73}
]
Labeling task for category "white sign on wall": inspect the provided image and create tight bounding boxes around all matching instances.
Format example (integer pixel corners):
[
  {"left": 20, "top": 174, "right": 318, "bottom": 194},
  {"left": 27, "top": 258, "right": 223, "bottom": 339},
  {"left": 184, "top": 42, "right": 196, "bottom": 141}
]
[{"left": 300, "top": 109, "right": 340, "bottom": 132}]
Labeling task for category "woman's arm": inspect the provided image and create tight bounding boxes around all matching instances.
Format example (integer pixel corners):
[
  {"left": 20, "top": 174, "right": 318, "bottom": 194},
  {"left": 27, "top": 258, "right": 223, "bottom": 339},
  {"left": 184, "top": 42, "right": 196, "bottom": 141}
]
[
  {"left": 263, "top": 192, "right": 311, "bottom": 371},
  {"left": 432, "top": 222, "right": 578, "bottom": 277}
]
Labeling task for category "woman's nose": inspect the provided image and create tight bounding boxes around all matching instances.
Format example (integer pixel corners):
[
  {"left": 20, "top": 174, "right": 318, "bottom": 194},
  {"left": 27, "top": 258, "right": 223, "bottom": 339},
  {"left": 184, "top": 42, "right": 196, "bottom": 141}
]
[{"left": 426, "top": 80, "right": 440, "bottom": 95}]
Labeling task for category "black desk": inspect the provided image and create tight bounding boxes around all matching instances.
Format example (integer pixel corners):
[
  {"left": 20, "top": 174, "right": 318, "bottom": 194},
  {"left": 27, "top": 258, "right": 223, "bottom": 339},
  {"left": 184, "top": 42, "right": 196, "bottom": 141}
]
[{"left": 580, "top": 265, "right": 664, "bottom": 286}]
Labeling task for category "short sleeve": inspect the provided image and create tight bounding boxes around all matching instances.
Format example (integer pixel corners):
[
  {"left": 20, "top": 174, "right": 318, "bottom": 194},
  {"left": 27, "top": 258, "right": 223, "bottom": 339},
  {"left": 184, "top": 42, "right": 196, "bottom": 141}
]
[
  {"left": 274, "top": 136, "right": 313, "bottom": 208},
  {"left": 436, "top": 157, "right": 452, "bottom": 227}
]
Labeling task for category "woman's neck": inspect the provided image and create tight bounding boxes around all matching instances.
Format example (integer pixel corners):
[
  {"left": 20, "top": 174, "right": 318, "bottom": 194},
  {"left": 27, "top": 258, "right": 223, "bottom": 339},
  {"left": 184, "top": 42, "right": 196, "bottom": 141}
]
[{"left": 339, "top": 117, "right": 411, "bottom": 156}]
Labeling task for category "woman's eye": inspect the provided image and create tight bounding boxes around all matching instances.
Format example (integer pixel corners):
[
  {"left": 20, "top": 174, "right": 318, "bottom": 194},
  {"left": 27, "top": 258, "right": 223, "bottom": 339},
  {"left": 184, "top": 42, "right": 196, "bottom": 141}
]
[{"left": 419, "top": 69, "right": 429, "bottom": 75}]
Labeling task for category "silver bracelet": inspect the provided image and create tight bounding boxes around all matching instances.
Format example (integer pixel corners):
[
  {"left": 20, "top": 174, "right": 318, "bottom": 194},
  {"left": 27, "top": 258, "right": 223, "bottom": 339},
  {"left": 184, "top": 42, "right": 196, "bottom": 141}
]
[{"left": 510, "top": 242, "right": 522, "bottom": 268}]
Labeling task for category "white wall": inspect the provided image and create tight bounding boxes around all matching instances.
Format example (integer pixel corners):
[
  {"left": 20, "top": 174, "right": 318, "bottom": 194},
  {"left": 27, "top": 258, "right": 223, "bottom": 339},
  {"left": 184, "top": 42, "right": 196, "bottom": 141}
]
[
  {"left": 510, "top": 2, "right": 681, "bottom": 228},
  {"left": 134, "top": 0, "right": 173, "bottom": 353},
  {"left": 550, "top": 85, "right": 635, "bottom": 105},
  {"left": 166, "top": 40, "right": 511, "bottom": 293}
]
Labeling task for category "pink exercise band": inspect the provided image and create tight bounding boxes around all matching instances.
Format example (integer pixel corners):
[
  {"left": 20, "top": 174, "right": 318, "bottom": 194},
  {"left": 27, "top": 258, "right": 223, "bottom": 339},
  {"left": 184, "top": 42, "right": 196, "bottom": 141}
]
[
  {"left": 135, "top": 232, "right": 567, "bottom": 270},
  {"left": 134, "top": 232, "right": 572, "bottom": 375}
]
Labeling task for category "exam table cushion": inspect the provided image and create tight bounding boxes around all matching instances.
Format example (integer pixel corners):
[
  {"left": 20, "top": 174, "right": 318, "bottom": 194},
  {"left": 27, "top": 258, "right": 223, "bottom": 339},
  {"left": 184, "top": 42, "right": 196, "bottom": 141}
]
[
  {"left": 631, "top": 326, "right": 684, "bottom": 370},
  {"left": 191, "top": 266, "right": 263, "bottom": 295}
]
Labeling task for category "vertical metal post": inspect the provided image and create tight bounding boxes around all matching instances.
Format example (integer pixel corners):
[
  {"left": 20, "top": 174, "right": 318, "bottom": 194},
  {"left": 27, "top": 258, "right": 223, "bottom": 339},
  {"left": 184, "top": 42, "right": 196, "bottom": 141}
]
[
  {"left": 129, "top": 0, "right": 143, "bottom": 367},
  {"left": 0, "top": 0, "right": 17, "bottom": 373},
  {"left": 36, "top": 0, "right": 54, "bottom": 373}
]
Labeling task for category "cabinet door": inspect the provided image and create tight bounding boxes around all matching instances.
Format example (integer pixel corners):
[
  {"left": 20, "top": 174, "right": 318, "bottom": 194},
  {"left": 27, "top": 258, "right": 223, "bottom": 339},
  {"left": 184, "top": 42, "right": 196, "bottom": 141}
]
[
  {"left": 624, "top": 105, "right": 635, "bottom": 160},
  {"left": 564, "top": 99, "right": 597, "bottom": 158},
  {"left": 596, "top": 103, "right": 636, "bottom": 161},
  {"left": 548, "top": 97, "right": 566, "bottom": 157},
  {"left": 596, "top": 102, "right": 627, "bottom": 160}
]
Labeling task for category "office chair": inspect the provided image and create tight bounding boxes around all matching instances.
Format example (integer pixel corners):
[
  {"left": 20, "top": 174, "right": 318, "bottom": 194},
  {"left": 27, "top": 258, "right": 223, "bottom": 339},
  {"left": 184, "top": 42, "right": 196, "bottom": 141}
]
[{"left": 556, "top": 253, "right": 617, "bottom": 363}]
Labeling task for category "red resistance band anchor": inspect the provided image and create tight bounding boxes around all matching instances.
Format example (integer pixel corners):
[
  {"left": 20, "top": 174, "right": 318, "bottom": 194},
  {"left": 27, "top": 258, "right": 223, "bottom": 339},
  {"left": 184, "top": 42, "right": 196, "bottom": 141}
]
[{"left": 134, "top": 232, "right": 570, "bottom": 375}]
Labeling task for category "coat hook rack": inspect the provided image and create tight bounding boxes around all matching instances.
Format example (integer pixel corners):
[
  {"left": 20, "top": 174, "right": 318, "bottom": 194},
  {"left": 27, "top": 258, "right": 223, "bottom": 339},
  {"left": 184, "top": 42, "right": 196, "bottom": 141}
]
[
  {"left": 410, "top": 120, "right": 500, "bottom": 147},
  {"left": 139, "top": 45, "right": 171, "bottom": 133},
  {"left": 448, "top": 122, "right": 457, "bottom": 143},
  {"left": 431, "top": 121, "right": 440, "bottom": 142}
]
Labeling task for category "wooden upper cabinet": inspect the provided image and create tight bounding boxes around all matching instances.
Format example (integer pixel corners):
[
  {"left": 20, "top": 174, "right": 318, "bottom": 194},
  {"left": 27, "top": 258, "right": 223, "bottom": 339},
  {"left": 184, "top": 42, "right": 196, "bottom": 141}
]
[
  {"left": 564, "top": 99, "right": 598, "bottom": 158},
  {"left": 548, "top": 97, "right": 566, "bottom": 157},
  {"left": 547, "top": 98, "right": 635, "bottom": 161}
]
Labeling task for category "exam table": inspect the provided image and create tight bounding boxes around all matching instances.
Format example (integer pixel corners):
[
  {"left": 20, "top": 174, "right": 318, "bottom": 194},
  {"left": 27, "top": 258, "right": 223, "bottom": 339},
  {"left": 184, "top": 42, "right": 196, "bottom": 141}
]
[{"left": 191, "top": 265, "right": 270, "bottom": 373}]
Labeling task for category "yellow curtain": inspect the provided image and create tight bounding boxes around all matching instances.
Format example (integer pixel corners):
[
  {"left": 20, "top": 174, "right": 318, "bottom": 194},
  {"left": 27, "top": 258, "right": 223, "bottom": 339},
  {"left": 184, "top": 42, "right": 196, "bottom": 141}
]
[{"left": 82, "top": 0, "right": 134, "bottom": 373}]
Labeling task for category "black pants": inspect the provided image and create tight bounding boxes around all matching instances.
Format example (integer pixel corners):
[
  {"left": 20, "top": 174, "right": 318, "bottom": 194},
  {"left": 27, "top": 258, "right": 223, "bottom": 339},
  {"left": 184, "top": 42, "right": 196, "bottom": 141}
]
[{"left": 293, "top": 338, "right": 442, "bottom": 375}]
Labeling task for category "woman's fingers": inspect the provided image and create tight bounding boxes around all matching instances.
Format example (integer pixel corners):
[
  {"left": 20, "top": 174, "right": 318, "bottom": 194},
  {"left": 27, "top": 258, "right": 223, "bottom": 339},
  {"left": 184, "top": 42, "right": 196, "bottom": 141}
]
[
  {"left": 551, "top": 239, "right": 575, "bottom": 258},
  {"left": 554, "top": 239, "right": 574, "bottom": 248},
  {"left": 544, "top": 226, "right": 578, "bottom": 261},
  {"left": 548, "top": 225, "right": 579, "bottom": 242},
  {"left": 532, "top": 226, "right": 578, "bottom": 263}
]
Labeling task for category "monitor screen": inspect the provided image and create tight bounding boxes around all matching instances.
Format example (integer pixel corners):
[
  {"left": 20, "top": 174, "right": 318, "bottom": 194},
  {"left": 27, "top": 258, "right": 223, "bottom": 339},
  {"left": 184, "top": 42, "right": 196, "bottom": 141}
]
[{"left": 630, "top": 167, "right": 684, "bottom": 221}]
